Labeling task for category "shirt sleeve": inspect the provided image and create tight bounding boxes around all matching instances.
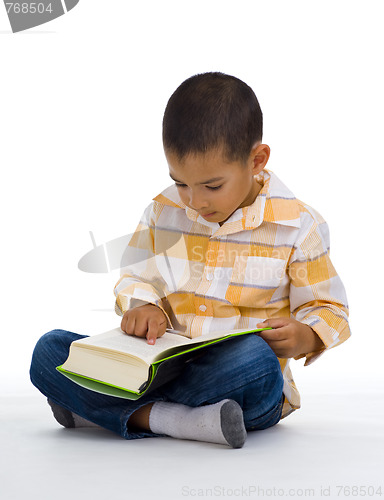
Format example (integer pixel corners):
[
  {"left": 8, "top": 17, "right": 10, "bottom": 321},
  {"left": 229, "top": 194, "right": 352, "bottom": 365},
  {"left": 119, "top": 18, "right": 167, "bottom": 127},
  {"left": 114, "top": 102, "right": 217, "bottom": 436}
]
[
  {"left": 113, "top": 202, "right": 174, "bottom": 329},
  {"left": 288, "top": 204, "right": 351, "bottom": 366}
]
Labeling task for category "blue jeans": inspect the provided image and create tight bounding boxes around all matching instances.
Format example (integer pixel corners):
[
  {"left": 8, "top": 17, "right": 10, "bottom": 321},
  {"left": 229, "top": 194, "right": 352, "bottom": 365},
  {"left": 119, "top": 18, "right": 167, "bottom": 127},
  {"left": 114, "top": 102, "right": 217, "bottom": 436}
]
[{"left": 29, "top": 329, "right": 285, "bottom": 440}]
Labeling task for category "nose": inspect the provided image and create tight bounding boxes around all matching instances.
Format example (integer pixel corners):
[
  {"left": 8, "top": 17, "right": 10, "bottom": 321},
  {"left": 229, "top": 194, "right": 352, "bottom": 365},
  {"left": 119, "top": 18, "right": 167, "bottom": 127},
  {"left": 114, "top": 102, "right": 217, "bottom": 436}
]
[{"left": 188, "top": 189, "right": 209, "bottom": 211}]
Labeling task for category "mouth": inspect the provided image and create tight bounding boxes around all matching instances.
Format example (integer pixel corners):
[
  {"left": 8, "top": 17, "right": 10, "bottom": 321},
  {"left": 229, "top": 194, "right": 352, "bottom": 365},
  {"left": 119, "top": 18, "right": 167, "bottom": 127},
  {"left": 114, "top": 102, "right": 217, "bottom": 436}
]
[{"left": 201, "top": 212, "right": 216, "bottom": 217}]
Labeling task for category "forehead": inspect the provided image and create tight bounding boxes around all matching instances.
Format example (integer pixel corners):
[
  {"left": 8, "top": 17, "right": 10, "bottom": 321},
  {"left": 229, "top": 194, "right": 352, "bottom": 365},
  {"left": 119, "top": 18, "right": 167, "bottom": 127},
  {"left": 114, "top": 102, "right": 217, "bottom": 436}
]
[{"left": 166, "top": 150, "right": 243, "bottom": 183}]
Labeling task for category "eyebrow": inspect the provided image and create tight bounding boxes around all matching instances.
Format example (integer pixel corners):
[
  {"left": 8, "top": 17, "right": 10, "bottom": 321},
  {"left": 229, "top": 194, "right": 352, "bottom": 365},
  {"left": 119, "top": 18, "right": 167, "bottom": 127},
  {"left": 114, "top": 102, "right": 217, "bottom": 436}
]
[{"left": 169, "top": 174, "right": 225, "bottom": 185}]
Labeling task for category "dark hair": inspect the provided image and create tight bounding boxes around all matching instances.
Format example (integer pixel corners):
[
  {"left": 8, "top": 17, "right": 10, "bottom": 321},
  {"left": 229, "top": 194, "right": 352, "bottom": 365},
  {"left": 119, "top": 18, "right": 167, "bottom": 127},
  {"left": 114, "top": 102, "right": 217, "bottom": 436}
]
[{"left": 162, "top": 72, "right": 263, "bottom": 164}]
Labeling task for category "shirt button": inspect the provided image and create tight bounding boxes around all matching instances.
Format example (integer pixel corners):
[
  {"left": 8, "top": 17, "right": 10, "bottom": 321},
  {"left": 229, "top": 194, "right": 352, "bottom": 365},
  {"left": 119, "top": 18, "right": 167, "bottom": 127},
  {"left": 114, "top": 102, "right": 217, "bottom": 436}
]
[
  {"left": 199, "top": 305, "right": 207, "bottom": 312},
  {"left": 207, "top": 273, "right": 214, "bottom": 281}
]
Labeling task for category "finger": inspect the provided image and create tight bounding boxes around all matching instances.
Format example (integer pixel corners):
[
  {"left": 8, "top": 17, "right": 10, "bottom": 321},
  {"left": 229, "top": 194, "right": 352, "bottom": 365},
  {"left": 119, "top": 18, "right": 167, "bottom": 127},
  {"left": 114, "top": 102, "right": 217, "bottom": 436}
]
[
  {"left": 124, "top": 314, "right": 136, "bottom": 336},
  {"left": 131, "top": 315, "right": 151, "bottom": 338},
  {"left": 263, "top": 339, "right": 294, "bottom": 358},
  {"left": 120, "top": 311, "right": 128, "bottom": 332},
  {"left": 257, "top": 318, "right": 289, "bottom": 330},
  {"left": 259, "top": 332, "right": 287, "bottom": 351},
  {"left": 259, "top": 326, "right": 290, "bottom": 342},
  {"left": 146, "top": 319, "right": 159, "bottom": 345},
  {"left": 157, "top": 320, "right": 167, "bottom": 338},
  {"left": 258, "top": 329, "right": 279, "bottom": 342}
]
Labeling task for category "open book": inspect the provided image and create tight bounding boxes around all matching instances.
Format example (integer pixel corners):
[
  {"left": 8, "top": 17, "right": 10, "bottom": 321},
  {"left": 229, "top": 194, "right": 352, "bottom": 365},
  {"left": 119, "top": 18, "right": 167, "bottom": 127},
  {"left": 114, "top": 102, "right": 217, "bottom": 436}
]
[{"left": 56, "top": 326, "right": 270, "bottom": 400}]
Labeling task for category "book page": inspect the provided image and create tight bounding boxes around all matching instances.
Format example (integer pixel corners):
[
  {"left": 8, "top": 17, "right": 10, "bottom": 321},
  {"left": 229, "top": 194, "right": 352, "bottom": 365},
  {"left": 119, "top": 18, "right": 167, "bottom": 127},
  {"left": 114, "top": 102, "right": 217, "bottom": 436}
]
[
  {"left": 72, "top": 326, "right": 267, "bottom": 364},
  {"left": 73, "top": 328, "right": 198, "bottom": 364}
]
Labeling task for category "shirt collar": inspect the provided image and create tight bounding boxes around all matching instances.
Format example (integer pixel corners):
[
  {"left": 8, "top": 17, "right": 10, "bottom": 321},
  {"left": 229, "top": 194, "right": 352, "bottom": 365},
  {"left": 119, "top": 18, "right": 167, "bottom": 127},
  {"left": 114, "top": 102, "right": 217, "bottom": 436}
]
[{"left": 152, "top": 168, "right": 301, "bottom": 233}]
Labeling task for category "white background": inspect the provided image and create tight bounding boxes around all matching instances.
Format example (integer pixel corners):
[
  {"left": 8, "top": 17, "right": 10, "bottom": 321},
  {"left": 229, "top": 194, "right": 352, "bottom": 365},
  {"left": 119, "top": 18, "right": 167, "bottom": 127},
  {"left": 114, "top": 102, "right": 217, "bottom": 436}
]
[
  {"left": 0, "top": 0, "right": 382, "bottom": 399},
  {"left": 1, "top": 3, "right": 384, "bottom": 500}
]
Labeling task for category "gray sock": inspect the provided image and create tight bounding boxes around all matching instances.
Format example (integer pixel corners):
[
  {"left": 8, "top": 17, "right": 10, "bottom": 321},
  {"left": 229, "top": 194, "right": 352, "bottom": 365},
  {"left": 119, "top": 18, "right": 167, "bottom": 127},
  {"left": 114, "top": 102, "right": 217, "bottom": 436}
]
[
  {"left": 47, "top": 398, "right": 101, "bottom": 429},
  {"left": 149, "top": 399, "right": 247, "bottom": 448}
]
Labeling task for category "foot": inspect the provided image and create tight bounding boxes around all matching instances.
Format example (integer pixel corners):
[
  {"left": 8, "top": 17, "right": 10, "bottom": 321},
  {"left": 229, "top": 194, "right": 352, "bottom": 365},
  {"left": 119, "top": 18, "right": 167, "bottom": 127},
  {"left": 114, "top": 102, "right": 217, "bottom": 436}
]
[
  {"left": 148, "top": 399, "right": 247, "bottom": 448},
  {"left": 47, "top": 399, "right": 101, "bottom": 428}
]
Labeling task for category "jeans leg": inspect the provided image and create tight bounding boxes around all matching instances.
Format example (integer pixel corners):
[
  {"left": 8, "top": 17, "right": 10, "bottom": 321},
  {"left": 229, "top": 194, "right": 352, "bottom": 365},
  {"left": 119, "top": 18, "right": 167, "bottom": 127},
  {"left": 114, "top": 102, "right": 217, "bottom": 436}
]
[
  {"left": 30, "top": 330, "right": 284, "bottom": 441},
  {"left": 29, "top": 329, "right": 168, "bottom": 440},
  {"left": 157, "top": 333, "right": 284, "bottom": 431}
]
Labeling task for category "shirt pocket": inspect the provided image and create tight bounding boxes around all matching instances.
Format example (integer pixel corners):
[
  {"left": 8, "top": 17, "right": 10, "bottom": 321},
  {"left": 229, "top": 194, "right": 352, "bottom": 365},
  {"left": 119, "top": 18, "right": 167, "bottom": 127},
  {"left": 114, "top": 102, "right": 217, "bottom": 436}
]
[{"left": 225, "top": 256, "right": 287, "bottom": 307}]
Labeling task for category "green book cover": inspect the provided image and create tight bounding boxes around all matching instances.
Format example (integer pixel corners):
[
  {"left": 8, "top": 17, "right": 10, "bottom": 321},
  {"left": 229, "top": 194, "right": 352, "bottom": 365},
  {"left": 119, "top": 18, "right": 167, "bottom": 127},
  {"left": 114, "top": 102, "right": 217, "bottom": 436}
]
[{"left": 56, "top": 327, "right": 270, "bottom": 400}]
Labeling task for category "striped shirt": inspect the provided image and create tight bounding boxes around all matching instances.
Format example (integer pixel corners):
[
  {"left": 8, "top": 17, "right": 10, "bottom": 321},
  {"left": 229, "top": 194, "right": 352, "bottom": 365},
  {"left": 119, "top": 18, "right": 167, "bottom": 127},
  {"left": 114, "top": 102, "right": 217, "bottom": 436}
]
[{"left": 114, "top": 168, "right": 351, "bottom": 418}]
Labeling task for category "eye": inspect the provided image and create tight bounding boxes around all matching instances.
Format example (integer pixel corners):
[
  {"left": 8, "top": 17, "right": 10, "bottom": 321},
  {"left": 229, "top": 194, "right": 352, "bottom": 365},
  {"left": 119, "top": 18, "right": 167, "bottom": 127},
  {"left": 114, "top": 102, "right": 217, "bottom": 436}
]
[{"left": 174, "top": 183, "right": 222, "bottom": 190}]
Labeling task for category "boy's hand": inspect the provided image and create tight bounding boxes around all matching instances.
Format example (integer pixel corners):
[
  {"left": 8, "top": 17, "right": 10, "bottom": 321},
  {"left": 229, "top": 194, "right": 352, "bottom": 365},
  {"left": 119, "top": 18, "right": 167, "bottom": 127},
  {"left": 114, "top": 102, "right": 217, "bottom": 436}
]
[
  {"left": 256, "top": 317, "right": 325, "bottom": 358},
  {"left": 120, "top": 304, "right": 167, "bottom": 345}
]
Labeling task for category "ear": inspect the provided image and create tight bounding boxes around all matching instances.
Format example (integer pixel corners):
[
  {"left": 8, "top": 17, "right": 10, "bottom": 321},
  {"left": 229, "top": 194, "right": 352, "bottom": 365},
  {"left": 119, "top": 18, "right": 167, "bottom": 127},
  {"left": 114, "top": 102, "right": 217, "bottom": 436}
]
[{"left": 249, "top": 143, "right": 271, "bottom": 174}]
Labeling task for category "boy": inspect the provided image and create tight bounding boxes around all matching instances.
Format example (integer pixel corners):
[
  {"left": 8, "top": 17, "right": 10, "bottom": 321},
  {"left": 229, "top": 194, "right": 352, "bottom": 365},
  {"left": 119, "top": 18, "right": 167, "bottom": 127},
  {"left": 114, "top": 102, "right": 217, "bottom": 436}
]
[{"left": 30, "top": 72, "right": 350, "bottom": 449}]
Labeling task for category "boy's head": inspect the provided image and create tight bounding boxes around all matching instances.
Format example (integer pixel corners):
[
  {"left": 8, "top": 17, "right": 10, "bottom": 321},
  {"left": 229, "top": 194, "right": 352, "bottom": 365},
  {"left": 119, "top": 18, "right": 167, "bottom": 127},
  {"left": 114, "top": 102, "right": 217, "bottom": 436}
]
[
  {"left": 162, "top": 72, "right": 270, "bottom": 226},
  {"left": 162, "top": 72, "right": 263, "bottom": 164}
]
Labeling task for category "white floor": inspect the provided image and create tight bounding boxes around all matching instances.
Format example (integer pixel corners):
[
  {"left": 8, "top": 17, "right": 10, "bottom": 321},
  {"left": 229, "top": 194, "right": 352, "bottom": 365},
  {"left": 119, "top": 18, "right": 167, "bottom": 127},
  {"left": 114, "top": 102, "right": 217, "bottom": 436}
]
[{"left": 1, "top": 383, "right": 384, "bottom": 500}]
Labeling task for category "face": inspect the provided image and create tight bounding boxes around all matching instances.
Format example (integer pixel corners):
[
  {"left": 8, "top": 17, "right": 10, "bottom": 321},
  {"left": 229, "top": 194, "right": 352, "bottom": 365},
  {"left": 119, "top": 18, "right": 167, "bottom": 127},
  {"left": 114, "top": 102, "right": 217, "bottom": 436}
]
[{"left": 166, "top": 148, "right": 265, "bottom": 226}]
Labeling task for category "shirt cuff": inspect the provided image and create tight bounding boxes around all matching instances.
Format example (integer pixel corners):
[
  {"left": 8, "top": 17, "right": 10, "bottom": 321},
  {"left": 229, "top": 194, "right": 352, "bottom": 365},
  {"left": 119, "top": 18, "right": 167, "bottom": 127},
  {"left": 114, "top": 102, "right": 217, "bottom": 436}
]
[{"left": 293, "top": 316, "right": 333, "bottom": 366}]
